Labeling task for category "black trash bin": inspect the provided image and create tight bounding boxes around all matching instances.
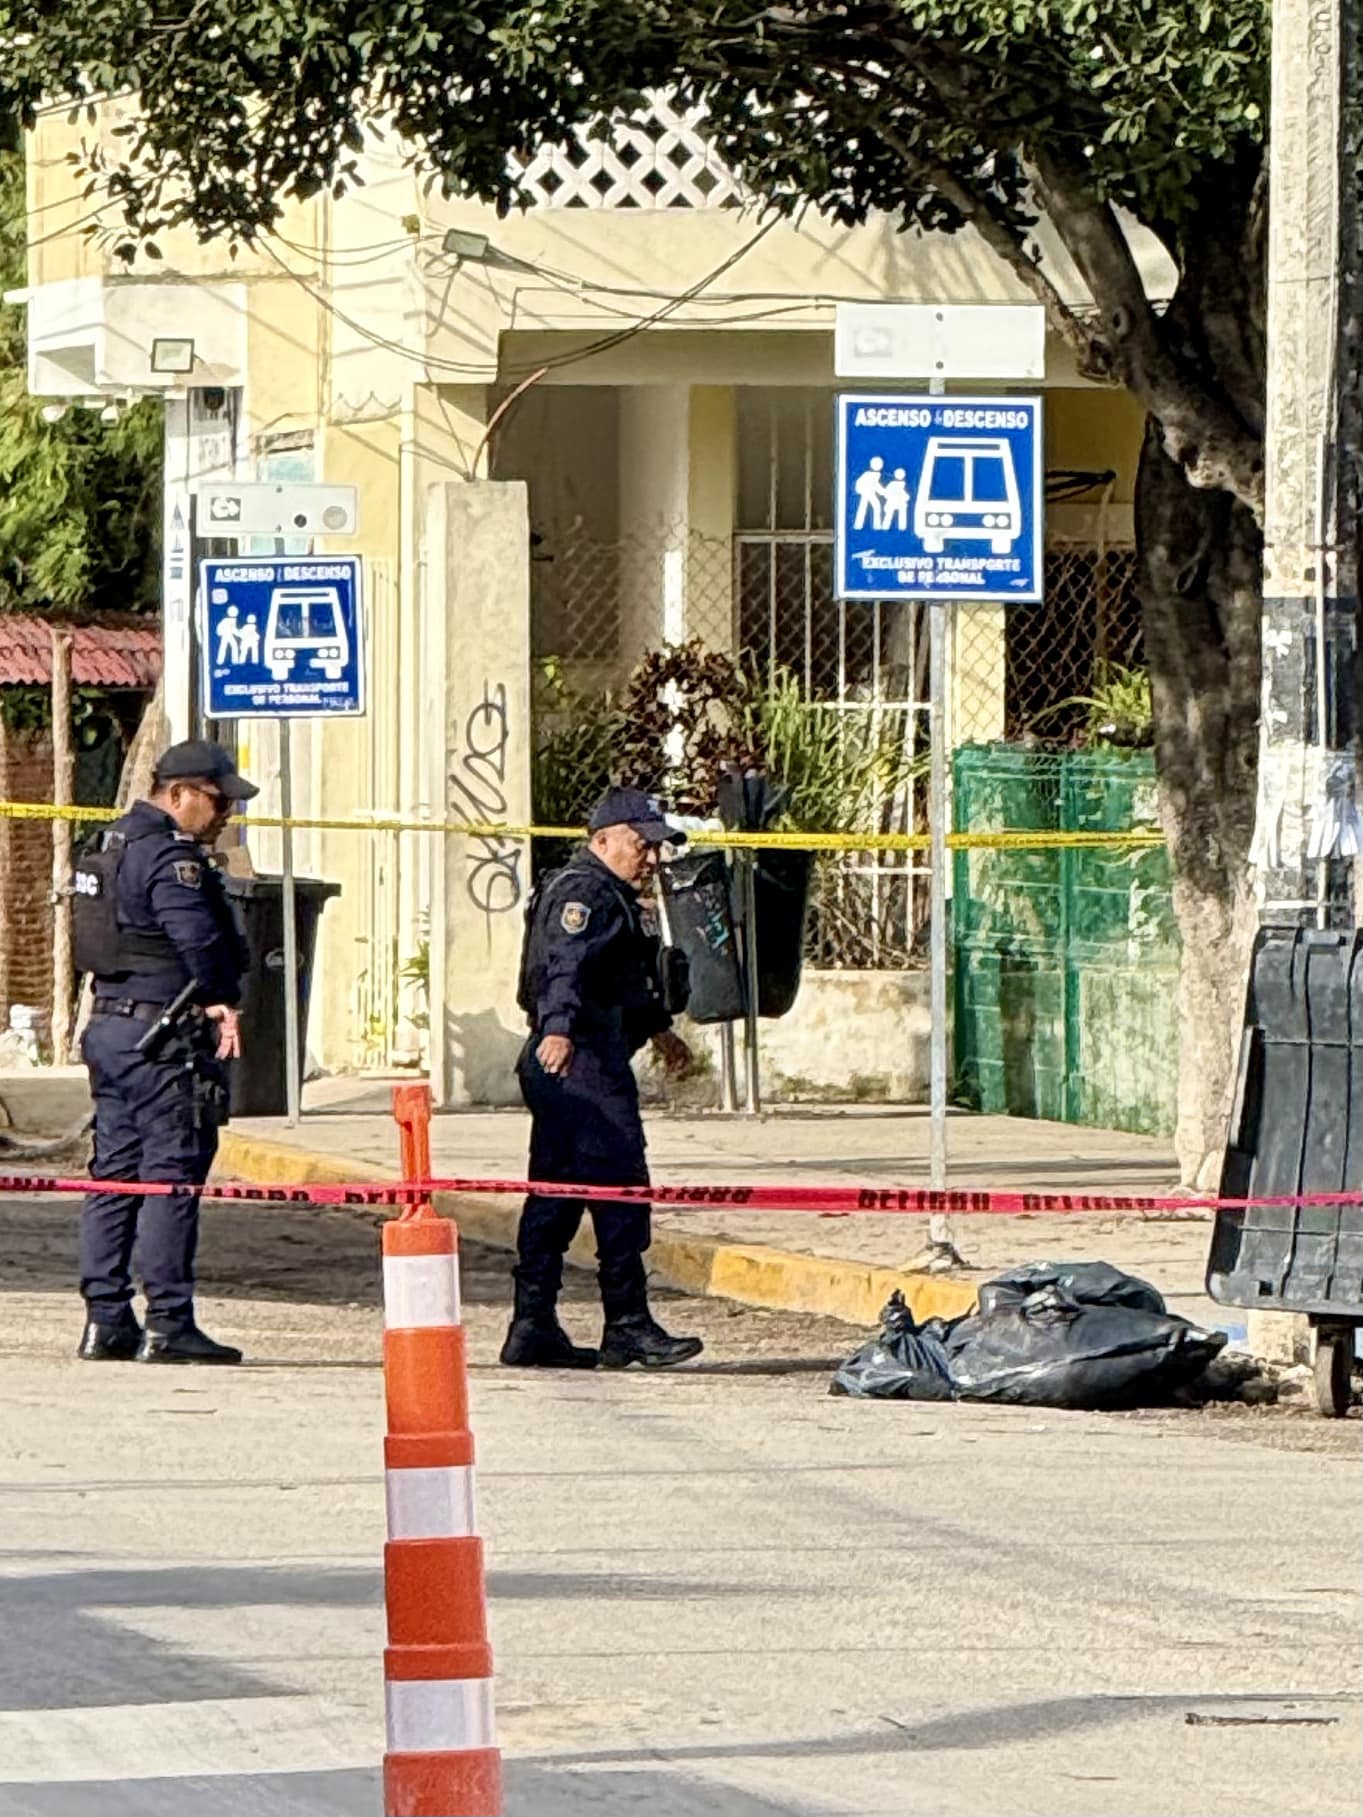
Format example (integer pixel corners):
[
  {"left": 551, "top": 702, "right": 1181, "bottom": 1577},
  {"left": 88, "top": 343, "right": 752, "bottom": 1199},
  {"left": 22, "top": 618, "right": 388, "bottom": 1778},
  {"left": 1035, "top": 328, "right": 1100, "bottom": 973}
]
[
  {"left": 715, "top": 766, "right": 814, "bottom": 1021},
  {"left": 1208, "top": 926, "right": 1363, "bottom": 1415},
  {"left": 752, "top": 849, "right": 814, "bottom": 1019},
  {"left": 659, "top": 849, "right": 745, "bottom": 1024},
  {"left": 225, "top": 875, "right": 341, "bottom": 1117}
]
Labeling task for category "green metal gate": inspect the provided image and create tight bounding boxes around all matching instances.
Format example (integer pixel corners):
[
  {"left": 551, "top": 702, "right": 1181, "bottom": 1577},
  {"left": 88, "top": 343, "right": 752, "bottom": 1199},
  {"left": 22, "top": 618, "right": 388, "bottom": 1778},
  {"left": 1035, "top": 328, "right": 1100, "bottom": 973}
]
[{"left": 952, "top": 744, "right": 1178, "bottom": 1136}]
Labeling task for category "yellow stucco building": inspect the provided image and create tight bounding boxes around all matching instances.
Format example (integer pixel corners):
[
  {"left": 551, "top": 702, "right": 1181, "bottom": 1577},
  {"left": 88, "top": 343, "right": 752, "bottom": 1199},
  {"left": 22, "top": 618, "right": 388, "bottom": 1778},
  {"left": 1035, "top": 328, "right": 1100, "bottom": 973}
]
[{"left": 18, "top": 96, "right": 1161, "bottom": 1103}]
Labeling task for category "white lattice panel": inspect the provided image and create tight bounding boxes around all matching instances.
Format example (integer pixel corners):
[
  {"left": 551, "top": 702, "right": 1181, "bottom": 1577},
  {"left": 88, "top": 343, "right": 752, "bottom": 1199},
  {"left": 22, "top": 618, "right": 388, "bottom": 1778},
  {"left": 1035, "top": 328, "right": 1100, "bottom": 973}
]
[{"left": 512, "top": 96, "right": 744, "bottom": 210}]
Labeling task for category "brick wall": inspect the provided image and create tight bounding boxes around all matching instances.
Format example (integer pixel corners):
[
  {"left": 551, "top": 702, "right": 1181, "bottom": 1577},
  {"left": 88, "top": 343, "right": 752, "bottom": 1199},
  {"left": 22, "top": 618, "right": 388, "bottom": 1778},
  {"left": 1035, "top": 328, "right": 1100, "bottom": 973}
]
[{"left": 0, "top": 726, "right": 57, "bottom": 1025}]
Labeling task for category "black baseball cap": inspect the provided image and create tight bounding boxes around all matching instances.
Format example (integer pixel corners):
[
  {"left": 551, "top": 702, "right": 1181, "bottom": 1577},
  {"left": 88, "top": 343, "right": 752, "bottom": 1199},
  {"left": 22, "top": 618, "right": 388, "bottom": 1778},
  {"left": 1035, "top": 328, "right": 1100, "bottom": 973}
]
[
  {"left": 588, "top": 786, "right": 686, "bottom": 846},
  {"left": 153, "top": 739, "right": 258, "bottom": 802}
]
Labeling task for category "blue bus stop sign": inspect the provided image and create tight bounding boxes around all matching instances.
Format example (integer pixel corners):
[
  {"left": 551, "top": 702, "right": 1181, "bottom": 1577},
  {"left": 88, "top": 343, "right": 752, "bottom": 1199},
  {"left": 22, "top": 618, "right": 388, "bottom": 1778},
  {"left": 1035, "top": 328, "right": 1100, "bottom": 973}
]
[
  {"left": 199, "top": 555, "right": 366, "bottom": 718},
  {"left": 835, "top": 394, "right": 1043, "bottom": 602}
]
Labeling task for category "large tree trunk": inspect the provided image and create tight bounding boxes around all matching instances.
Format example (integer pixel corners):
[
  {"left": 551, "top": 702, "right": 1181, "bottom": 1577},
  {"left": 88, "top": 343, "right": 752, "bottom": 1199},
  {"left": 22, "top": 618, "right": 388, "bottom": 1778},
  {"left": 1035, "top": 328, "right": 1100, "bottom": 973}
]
[
  {"left": 1136, "top": 191, "right": 1266, "bottom": 1187},
  {"left": 1139, "top": 441, "right": 1260, "bottom": 1184}
]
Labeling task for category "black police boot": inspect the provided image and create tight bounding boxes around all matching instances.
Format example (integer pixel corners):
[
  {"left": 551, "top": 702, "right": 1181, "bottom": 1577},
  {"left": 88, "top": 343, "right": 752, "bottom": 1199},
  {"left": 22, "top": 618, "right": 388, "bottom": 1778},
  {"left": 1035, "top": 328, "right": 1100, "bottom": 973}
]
[
  {"left": 500, "top": 1314, "right": 598, "bottom": 1369},
  {"left": 599, "top": 1311, "right": 704, "bottom": 1370},
  {"left": 137, "top": 1323, "right": 243, "bottom": 1365},
  {"left": 77, "top": 1309, "right": 143, "bottom": 1362}
]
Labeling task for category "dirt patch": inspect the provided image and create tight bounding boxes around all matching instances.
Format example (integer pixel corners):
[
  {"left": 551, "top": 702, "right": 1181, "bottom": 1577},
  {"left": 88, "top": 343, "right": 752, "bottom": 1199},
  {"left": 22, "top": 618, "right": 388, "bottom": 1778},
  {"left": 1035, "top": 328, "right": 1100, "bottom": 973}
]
[
  {"left": 3, "top": 1187, "right": 1358, "bottom": 1452},
  {"left": 0, "top": 1189, "right": 860, "bottom": 1373},
  {"left": 1113, "top": 1396, "right": 1362, "bottom": 1455}
]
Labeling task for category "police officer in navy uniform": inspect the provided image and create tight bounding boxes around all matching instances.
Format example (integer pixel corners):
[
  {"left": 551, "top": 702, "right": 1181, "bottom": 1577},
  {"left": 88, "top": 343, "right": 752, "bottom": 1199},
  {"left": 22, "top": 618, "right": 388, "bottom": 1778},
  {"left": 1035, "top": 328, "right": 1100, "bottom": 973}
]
[
  {"left": 505, "top": 787, "right": 703, "bottom": 1370},
  {"left": 76, "top": 740, "right": 256, "bottom": 1365}
]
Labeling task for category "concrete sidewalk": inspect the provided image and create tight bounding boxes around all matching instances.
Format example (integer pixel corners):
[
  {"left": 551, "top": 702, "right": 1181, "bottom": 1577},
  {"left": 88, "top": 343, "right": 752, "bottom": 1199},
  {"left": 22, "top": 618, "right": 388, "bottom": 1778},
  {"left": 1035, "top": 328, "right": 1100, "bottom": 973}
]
[
  {"left": 218, "top": 1077, "right": 1226, "bottom": 1332},
  {"left": 3, "top": 1221, "right": 1355, "bottom": 1817}
]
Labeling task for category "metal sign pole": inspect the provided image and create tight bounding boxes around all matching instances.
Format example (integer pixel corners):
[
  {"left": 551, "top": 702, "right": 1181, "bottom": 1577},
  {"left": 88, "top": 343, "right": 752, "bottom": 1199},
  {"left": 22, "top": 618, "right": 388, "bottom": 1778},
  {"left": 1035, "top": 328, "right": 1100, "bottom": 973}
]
[
  {"left": 740, "top": 850, "right": 762, "bottom": 1115},
  {"left": 162, "top": 402, "right": 194, "bottom": 743},
  {"left": 719, "top": 1022, "right": 740, "bottom": 1112},
  {"left": 279, "top": 718, "right": 302, "bottom": 1127},
  {"left": 188, "top": 492, "right": 205, "bottom": 739},
  {"left": 928, "top": 601, "right": 950, "bottom": 1227}
]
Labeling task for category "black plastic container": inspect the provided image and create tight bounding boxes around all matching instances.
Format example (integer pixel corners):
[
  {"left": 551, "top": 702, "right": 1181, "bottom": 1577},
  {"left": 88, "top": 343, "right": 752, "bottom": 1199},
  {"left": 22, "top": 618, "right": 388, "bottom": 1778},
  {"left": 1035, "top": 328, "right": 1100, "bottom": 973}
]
[
  {"left": 1209, "top": 926, "right": 1363, "bottom": 1320},
  {"left": 224, "top": 875, "right": 341, "bottom": 1117},
  {"left": 752, "top": 849, "right": 814, "bottom": 1019},
  {"left": 659, "top": 849, "right": 745, "bottom": 1024}
]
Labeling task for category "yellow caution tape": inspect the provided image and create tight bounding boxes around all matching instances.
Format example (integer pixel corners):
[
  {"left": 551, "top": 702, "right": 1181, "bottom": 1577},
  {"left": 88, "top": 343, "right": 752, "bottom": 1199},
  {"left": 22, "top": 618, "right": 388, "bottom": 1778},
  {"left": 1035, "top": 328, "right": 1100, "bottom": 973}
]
[{"left": 0, "top": 797, "right": 1167, "bottom": 854}]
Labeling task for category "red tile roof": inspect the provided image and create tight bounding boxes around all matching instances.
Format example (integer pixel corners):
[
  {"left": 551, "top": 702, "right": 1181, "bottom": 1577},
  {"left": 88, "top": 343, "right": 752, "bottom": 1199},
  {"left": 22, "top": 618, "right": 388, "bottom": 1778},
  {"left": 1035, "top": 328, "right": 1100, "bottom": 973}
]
[{"left": 0, "top": 615, "right": 162, "bottom": 690}]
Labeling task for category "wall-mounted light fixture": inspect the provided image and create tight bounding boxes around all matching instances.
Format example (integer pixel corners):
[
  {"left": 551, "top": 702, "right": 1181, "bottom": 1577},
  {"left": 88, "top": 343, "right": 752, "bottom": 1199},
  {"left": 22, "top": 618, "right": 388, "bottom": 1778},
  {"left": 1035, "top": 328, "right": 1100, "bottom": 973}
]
[
  {"left": 150, "top": 336, "right": 196, "bottom": 375},
  {"left": 441, "top": 229, "right": 494, "bottom": 262}
]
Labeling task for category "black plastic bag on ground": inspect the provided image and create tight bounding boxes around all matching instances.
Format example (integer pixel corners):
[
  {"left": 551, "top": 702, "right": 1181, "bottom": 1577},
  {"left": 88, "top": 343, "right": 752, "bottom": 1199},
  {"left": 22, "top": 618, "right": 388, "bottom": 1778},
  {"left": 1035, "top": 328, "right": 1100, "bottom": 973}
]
[
  {"left": 976, "top": 1260, "right": 1167, "bottom": 1319},
  {"left": 829, "top": 1291, "right": 956, "bottom": 1400},
  {"left": 944, "top": 1277, "right": 1226, "bottom": 1410},
  {"left": 829, "top": 1264, "right": 1227, "bottom": 1409}
]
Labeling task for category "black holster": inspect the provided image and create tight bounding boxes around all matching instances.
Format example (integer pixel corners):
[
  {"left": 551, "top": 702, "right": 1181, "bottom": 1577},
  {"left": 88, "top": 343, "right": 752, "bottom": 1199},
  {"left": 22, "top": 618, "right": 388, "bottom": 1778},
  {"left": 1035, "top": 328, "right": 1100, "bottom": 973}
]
[{"left": 190, "top": 1062, "right": 231, "bottom": 1132}]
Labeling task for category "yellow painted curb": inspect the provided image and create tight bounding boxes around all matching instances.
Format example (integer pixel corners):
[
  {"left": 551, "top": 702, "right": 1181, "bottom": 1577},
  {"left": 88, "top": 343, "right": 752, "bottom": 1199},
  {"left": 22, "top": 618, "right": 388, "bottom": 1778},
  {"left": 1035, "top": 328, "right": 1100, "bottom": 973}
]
[
  {"left": 216, "top": 1130, "right": 392, "bottom": 1190},
  {"left": 698, "top": 1243, "right": 978, "bottom": 1326},
  {"left": 216, "top": 1130, "right": 979, "bottom": 1328}
]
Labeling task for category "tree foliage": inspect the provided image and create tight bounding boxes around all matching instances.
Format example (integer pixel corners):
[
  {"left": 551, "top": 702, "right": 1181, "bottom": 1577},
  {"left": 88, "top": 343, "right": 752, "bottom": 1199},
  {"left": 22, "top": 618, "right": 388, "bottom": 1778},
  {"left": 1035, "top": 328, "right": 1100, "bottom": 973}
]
[
  {"left": 0, "top": 3, "right": 1268, "bottom": 504},
  {"left": 0, "top": 1, "right": 1275, "bottom": 1177},
  {"left": 0, "top": 148, "right": 162, "bottom": 615},
  {"left": 0, "top": 3, "right": 1267, "bottom": 232}
]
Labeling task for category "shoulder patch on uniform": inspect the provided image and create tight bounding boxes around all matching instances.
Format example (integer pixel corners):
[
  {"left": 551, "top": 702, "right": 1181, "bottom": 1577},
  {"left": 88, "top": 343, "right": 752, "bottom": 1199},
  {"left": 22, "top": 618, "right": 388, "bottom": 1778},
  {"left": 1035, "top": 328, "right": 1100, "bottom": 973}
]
[
  {"left": 173, "top": 860, "right": 202, "bottom": 888},
  {"left": 560, "top": 900, "right": 591, "bottom": 935}
]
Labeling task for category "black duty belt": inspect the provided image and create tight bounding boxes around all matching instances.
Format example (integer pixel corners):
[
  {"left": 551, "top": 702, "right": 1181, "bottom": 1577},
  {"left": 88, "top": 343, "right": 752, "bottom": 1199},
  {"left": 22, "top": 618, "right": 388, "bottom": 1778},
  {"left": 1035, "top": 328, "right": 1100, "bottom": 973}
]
[{"left": 92, "top": 997, "right": 187, "bottom": 1023}]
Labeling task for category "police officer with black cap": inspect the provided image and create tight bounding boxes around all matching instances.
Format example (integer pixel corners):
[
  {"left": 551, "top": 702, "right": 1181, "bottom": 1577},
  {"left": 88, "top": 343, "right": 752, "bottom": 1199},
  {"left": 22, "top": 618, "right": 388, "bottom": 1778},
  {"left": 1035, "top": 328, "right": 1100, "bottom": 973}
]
[
  {"left": 504, "top": 786, "right": 704, "bottom": 1370},
  {"left": 75, "top": 740, "right": 256, "bottom": 1365}
]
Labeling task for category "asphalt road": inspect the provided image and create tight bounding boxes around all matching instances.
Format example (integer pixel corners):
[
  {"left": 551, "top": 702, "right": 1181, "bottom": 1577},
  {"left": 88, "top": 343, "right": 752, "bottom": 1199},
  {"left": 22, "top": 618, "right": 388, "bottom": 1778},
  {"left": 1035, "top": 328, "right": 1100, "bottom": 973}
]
[{"left": 0, "top": 1190, "right": 1358, "bottom": 1816}]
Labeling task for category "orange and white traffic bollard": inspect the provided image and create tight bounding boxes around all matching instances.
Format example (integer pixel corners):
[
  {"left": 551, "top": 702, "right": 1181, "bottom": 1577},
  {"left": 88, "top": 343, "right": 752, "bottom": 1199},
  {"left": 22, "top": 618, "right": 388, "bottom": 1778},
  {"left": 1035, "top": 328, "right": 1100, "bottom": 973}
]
[{"left": 383, "top": 1087, "right": 502, "bottom": 1817}]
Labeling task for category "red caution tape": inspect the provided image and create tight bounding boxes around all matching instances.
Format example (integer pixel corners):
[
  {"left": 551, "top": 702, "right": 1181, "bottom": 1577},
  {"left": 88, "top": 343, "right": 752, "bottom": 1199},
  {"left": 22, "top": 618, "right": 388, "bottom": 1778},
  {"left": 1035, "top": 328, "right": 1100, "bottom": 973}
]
[{"left": 1, "top": 1170, "right": 1360, "bottom": 1217}]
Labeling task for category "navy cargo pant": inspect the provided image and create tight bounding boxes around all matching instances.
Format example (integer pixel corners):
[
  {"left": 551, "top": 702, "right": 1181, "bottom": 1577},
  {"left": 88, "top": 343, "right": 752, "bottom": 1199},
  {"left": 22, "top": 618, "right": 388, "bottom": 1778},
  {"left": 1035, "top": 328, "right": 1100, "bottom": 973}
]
[
  {"left": 80, "top": 1012, "right": 225, "bottom": 1331},
  {"left": 514, "top": 1037, "right": 651, "bottom": 1321}
]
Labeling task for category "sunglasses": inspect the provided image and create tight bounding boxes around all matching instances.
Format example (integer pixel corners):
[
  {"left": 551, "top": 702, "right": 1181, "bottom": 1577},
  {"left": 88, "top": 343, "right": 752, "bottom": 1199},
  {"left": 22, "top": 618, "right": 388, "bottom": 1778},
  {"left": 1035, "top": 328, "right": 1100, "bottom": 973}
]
[{"left": 189, "top": 783, "right": 232, "bottom": 814}]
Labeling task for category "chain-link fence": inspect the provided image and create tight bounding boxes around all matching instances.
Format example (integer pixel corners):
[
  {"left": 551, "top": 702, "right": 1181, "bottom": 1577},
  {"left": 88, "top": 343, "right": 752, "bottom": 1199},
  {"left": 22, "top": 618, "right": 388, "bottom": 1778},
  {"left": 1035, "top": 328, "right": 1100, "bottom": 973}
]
[
  {"left": 731, "top": 535, "right": 928, "bottom": 968},
  {"left": 530, "top": 519, "right": 1144, "bottom": 971},
  {"left": 1007, "top": 543, "right": 1143, "bottom": 740}
]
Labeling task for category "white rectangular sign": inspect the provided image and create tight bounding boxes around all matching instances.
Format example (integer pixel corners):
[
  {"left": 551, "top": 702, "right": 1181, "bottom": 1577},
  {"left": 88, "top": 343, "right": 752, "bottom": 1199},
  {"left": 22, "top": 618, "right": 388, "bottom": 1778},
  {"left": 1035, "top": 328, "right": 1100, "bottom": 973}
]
[
  {"left": 834, "top": 303, "right": 1046, "bottom": 382},
  {"left": 198, "top": 481, "right": 358, "bottom": 537}
]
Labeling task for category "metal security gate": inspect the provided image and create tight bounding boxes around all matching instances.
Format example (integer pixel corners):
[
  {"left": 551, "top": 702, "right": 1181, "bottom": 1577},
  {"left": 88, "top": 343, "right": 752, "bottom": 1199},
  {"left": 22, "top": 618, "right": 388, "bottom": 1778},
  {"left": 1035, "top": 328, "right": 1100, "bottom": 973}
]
[
  {"left": 733, "top": 387, "right": 933, "bottom": 967},
  {"left": 733, "top": 533, "right": 932, "bottom": 967}
]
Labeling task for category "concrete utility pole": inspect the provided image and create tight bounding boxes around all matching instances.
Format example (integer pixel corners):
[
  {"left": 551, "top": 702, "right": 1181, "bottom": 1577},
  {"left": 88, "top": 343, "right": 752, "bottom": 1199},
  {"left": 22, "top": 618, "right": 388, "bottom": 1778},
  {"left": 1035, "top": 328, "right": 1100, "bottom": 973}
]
[
  {"left": 1251, "top": 0, "right": 1363, "bottom": 1363},
  {"left": 1257, "top": 0, "right": 1363, "bottom": 921},
  {"left": 161, "top": 399, "right": 195, "bottom": 745}
]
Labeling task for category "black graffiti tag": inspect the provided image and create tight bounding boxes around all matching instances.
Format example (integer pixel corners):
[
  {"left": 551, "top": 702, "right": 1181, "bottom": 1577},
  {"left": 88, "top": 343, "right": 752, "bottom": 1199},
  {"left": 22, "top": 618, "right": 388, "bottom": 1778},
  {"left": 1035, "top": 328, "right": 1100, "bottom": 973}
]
[{"left": 448, "top": 682, "right": 523, "bottom": 928}]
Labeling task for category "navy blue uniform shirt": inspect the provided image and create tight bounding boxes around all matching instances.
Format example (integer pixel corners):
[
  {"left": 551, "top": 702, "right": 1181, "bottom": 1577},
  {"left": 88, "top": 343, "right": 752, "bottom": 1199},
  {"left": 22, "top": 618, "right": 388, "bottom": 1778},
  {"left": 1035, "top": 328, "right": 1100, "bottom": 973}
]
[
  {"left": 523, "top": 852, "right": 670, "bottom": 1057},
  {"left": 98, "top": 801, "right": 248, "bottom": 1007}
]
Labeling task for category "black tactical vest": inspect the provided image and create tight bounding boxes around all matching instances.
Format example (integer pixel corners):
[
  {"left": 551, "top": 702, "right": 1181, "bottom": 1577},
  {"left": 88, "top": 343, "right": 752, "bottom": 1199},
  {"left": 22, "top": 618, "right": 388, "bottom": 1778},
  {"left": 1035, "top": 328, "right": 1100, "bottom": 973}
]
[
  {"left": 516, "top": 869, "right": 558, "bottom": 1017},
  {"left": 71, "top": 827, "right": 179, "bottom": 977}
]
